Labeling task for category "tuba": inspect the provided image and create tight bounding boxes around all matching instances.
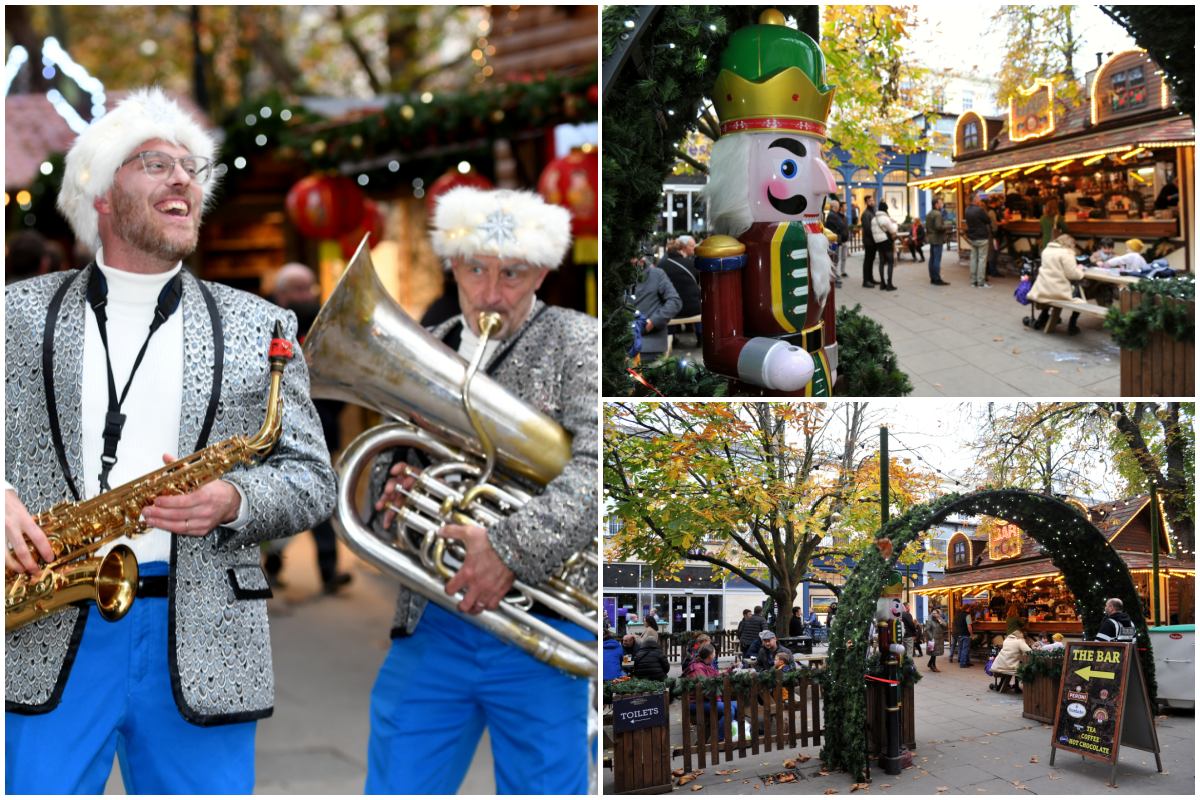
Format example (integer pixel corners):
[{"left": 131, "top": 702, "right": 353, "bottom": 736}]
[
  {"left": 6, "top": 322, "right": 294, "bottom": 634},
  {"left": 304, "top": 237, "right": 597, "bottom": 678}
]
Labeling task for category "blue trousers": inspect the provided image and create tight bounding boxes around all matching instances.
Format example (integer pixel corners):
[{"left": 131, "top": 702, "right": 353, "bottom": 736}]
[
  {"left": 689, "top": 700, "right": 738, "bottom": 741},
  {"left": 958, "top": 635, "right": 973, "bottom": 666},
  {"left": 366, "top": 602, "right": 593, "bottom": 794},
  {"left": 928, "top": 244, "right": 943, "bottom": 281},
  {"left": 5, "top": 562, "right": 257, "bottom": 794}
]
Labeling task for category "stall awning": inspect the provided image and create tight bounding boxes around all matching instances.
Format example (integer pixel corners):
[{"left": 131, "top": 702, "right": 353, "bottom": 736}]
[
  {"left": 911, "top": 553, "right": 1195, "bottom": 596},
  {"left": 911, "top": 116, "right": 1195, "bottom": 189}
]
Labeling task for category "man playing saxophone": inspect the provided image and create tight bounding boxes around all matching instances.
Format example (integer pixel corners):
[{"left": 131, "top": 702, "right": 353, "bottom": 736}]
[
  {"left": 4, "top": 87, "right": 336, "bottom": 794},
  {"left": 366, "top": 187, "right": 597, "bottom": 794}
]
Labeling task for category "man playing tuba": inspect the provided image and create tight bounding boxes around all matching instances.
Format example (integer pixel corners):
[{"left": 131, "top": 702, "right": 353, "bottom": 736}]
[
  {"left": 4, "top": 87, "right": 337, "bottom": 793},
  {"left": 365, "top": 187, "right": 598, "bottom": 794}
]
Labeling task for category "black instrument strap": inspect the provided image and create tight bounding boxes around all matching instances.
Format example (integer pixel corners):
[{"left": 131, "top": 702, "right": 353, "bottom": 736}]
[
  {"left": 86, "top": 268, "right": 184, "bottom": 491},
  {"left": 194, "top": 280, "right": 224, "bottom": 450},
  {"left": 43, "top": 270, "right": 88, "bottom": 502}
]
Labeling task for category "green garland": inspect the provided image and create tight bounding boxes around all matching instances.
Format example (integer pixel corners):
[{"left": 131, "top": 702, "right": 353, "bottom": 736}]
[
  {"left": 604, "top": 678, "right": 668, "bottom": 702},
  {"left": 1103, "top": 277, "right": 1196, "bottom": 351},
  {"left": 821, "top": 488, "right": 1157, "bottom": 783},
  {"left": 1015, "top": 649, "right": 1065, "bottom": 684},
  {"left": 601, "top": 5, "right": 816, "bottom": 396},
  {"left": 669, "top": 663, "right": 829, "bottom": 701},
  {"left": 834, "top": 304, "right": 913, "bottom": 396}
]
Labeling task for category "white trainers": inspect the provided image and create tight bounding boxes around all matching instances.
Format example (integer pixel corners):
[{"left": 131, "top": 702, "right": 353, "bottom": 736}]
[{"left": 981, "top": 282, "right": 993, "bottom": 289}]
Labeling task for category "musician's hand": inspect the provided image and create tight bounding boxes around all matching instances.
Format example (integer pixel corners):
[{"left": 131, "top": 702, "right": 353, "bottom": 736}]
[
  {"left": 141, "top": 454, "right": 243, "bottom": 536},
  {"left": 376, "top": 462, "right": 421, "bottom": 529},
  {"left": 439, "top": 523, "right": 514, "bottom": 613},
  {"left": 5, "top": 490, "right": 54, "bottom": 574}
]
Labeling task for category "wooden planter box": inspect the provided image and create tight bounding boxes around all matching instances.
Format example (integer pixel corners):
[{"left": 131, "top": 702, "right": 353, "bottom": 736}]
[
  {"left": 610, "top": 691, "right": 673, "bottom": 794},
  {"left": 1119, "top": 292, "right": 1194, "bottom": 396},
  {"left": 867, "top": 681, "right": 916, "bottom": 753},
  {"left": 1019, "top": 654, "right": 1064, "bottom": 724}
]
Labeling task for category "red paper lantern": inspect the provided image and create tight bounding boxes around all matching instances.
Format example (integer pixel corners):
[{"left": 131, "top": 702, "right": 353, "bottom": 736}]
[
  {"left": 339, "top": 199, "right": 387, "bottom": 259},
  {"left": 285, "top": 175, "right": 365, "bottom": 240},
  {"left": 424, "top": 167, "right": 494, "bottom": 217},
  {"left": 537, "top": 145, "right": 598, "bottom": 238},
  {"left": 586, "top": 84, "right": 599, "bottom": 106}
]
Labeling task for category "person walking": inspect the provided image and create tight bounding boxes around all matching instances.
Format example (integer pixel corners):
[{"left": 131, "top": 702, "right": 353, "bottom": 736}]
[
  {"left": 964, "top": 193, "right": 993, "bottom": 288},
  {"left": 860, "top": 196, "right": 878, "bottom": 288},
  {"left": 955, "top": 605, "right": 975, "bottom": 667},
  {"left": 924, "top": 608, "right": 946, "bottom": 672},
  {"left": 1025, "top": 234, "right": 1086, "bottom": 335},
  {"left": 925, "top": 198, "right": 950, "bottom": 286},
  {"left": 870, "top": 201, "right": 899, "bottom": 291},
  {"left": 907, "top": 217, "right": 926, "bottom": 263}
]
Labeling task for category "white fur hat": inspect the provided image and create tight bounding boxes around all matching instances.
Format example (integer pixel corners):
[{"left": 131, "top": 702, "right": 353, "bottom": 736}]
[
  {"left": 430, "top": 186, "right": 572, "bottom": 269},
  {"left": 57, "top": 86, "right": 221, "bottom": 251}
]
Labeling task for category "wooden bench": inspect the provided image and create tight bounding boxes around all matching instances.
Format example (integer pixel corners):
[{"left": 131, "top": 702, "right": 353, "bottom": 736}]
[
  {"left": 1032, "top": 299, "right": 1108, "bottom": 334},
  {"left": 664, "top": 314, "right": 702, "bottom": 357}
]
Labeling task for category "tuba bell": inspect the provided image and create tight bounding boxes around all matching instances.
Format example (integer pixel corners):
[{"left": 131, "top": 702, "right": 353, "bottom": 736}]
[{"left": 303, "top": 236, "right": 597, "bottom": 678}]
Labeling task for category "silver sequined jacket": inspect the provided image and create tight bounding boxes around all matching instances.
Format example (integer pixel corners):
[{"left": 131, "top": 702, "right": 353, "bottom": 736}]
[
  {"left": 5, "top": 267, "right": 336, "bottom": 725},
  {"left": 370, "top": 299, "right": 598, "bottom": 638}
]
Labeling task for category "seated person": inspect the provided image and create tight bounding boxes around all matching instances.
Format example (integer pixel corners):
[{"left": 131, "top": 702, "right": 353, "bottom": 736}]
[
  {"left": 1038, "top": 633, "right": 1066, "bottom": 652},
  {"left": 989, "top": 623, "right": 1033, "bottom": 693},
  {"left": 1026, "top": 234, "right": 1087, "bottom": 335},
  {"left": 1090, "top": 237, "right": 1117, "bottom": 266},
  {"left": 774, "top": 651, "right": 795, "bottom": 673},
  {"left": 630, "top": 630, "right": 670, "bottom": 682},
  {"left": 603, "top": 629, "right": 625, "bottom": 681},
  {"left": 683, "top": 644, "right": 738, "bottom": 741},
  {"left": 754, "top": 630, "right": 793, "bottom": 672},
  {"left": 743, "top": 637, "right": 763, "bottom": 666},
  {"left": 621, "top": 634, "right": 639, "bottom": 658},
  {"left": 806, "top": 607, "right": 821, "bottom": 631},
  {"left": 681, "top": 634, "right": 711, "bottom": 671},
  {"left": 1105, "top": 238, "right": 1149, "bottom": 271}
]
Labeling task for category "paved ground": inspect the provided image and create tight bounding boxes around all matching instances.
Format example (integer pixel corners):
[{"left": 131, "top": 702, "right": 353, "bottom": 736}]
[
  {"left": 670, "top": 248, "right": 1123, "bottom": 396},
  {"left": 103, "top": 534, "right": 497, "bottom": 794},
  {"left": 603, "top": 643, "right": 1194, "bottom": 795}
]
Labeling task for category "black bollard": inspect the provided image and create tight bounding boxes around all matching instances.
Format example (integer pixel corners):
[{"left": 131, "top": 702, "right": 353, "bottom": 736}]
[{"left": 879, "top": 619, "right": 902, "bottom": 776}]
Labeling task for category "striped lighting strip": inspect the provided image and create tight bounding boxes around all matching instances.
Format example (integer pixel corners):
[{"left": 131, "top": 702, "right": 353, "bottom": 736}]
[{"left": 909, "top": 139, "right": 1196, "bottom": 187}]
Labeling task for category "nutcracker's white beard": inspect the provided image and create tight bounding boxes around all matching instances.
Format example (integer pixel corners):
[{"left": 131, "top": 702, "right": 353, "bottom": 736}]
[
  {"left": 806, "top": 225, "right": 832, "bottom": 309},
  {"left": 702, "top": 135, "right": 754, "bottom": 238}
]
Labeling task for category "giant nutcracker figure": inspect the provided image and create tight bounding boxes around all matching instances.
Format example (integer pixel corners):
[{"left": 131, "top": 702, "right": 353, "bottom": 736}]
[{"left": 695, "top": 9, "right": 840, "bottom": 395}]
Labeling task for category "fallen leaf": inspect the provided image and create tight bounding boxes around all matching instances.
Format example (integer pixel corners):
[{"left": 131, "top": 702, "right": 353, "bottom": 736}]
[
  {"left": 1048, "top": 774, "right": 1060, "bottom": 780},
  {"left": 824, "top": 791, "right": 839, "bottom": 795},
  {"left": 744, "top": 779, "right": 750, "bottom": 784},
  {"left": 1045, "top": 369, "right": 1059, "bottom": 373},
  {"left": 850, "top": 783, "right": 870, "bottom": 792},
  {"left": 994, "top": 337, "right": 1004, "bottom": 341},
  {"left": 694, "top": 771, "right": 705, "bottom": 776},
  {"left": 934, "top": 383, "right": 942, "bottom": 387},
  {"left": 673, "top": 768, "right": 686, "bottom": 777},
  {"left": 978, "top": 790, "right": 986, "bottom": 792},
  {"left": 796, "top": 754, "right": 812, "bottom": 762},
  {"left": 732, "top": 770, "right": 740, "bottom": 773},
  {"left": 881, "top": 784, "right": 891, "bottom": 788},
  {"left": 783, "top": 760, "right": 795, "bottom": 769},
  {"left": 779, "top": 774, "right": 797, "bottom": 784},
  {"left": 937, "top": 788, "right": 949, "bottom": 793},
  {"left": 1013, "top": 349, "right": 1020, "bottom": 354},
  {"left": 1029, "top": 756, "right": 1038, "bottom": 763},
  {"left": 716, "top": 770, "right": 731, "bottom": 776},
  {"left": 725, "top": 780, "right": 731, "bottom": 783},
  {"left": 678, "top": 775, "right": 696, "bottom": 786},
  {"left": 1078, "top": 367, "right": 1083, "bottom": 372},
  {"left": 692, "top": 785, "right": 704, "bottom": 792},
  {"left": 753, "top": 785, "right": 760, "bottom": 791}
]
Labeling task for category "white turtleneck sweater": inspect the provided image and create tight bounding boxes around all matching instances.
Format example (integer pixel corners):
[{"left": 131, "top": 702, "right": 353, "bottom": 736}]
[{"left": 5, "top": 249, "right": 247, "bottom": 566}]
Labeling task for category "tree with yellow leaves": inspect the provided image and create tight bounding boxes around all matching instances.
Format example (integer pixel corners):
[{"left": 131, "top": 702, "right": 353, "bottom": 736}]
[{"left": 603, "top": 401, "right": 941, "bottom": 635}]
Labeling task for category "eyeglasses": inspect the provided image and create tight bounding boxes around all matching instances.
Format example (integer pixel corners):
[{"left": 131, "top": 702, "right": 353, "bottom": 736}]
[{"left": 120, "top": 150, "right": 225, "bottom": 184}]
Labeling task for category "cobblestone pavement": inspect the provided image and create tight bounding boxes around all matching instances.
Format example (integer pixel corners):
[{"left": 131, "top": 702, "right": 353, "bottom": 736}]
[
  {"left": 104, "top": 534, "right": 497, "bottom": 794},
  {"left": 604, "top": 643, "right": 1194, "bottom": 795},
  {"left": 669, "top": 248, "right": 1122, "bottom": 396}
]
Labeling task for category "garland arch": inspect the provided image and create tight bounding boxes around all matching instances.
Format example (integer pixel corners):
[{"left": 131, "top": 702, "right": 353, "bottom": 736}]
[{"left": 821, "top": 489, "right": 1157, "bottom": 782}]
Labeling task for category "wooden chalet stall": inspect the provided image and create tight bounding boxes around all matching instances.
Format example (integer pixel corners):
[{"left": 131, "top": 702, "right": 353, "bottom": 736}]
[
  {"left": 911, "top": 50, "right": 1194, "bottom": 271},
  {"left": 911, "top": 494, "right": 1195, "bottom": 657}
]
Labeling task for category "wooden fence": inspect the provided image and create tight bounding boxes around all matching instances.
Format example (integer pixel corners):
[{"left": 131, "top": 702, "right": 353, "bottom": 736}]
[
  {"left": 662, "top": 631, "right": 739, "bottom": 662},
  {"left": 678, "top": 675, "right": 824, "bottom": 771},
  {"left": 1118, "top": 292, "right": 1194, "bottom": 396}
]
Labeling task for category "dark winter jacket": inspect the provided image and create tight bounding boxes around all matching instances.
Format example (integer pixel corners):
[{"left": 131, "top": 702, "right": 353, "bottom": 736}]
[
  {"left": 861, "top": 207, "right": 877, "bottom": 250},
  {"left": 789, "top": 615, "right": 805, "bottom": 638},
  {"left": 739, "top": 614, "right": 768, "bottom": 649},
  {"left": 964, "top": 203, "right": 993, "bottom": 241},
  {"left": 604, "top": 635, "right": 626, "bottom": 682},
  {"left": 901, "top": 611, "right": 918, "bottom": 639},
  {"left": 755, "top": 642, "right": 793, "bottom": 672},
  {"left": 825, "top": 209, "right": 850, "bottom": 243},
  {"left": 1097, "top": 610, "right": 1137, "bottom": 642},
  {"left": 631, "top": 640, "right": 671, "bottom": 682},
  {"left": 657, "top": 254, "right": 701, "bottom": 318}
]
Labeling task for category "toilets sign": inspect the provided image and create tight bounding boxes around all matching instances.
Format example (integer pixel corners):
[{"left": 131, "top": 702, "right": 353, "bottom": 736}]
[{"left": 613, "top": 692, "right": 668, "bottom": 734}]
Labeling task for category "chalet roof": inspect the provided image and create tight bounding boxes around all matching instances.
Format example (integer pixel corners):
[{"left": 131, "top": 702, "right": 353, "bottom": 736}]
[{"left": 913, "top": 550, "right": 1194, "bottom": 595}]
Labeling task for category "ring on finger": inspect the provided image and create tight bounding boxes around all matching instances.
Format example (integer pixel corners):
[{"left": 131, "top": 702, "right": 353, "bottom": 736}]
[{"left": 185, "top": 519, "right": 190, "bottom": 535}]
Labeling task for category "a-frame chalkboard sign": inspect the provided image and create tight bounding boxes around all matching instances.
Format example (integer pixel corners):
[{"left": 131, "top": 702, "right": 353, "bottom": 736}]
[{"left": 1048, "top": 640, "right": 1162, "bottom": 787}]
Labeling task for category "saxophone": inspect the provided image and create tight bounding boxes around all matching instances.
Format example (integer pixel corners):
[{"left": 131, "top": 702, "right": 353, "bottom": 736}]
[{"left": 4, "top": 321, "right": 293, "bottom": 634}]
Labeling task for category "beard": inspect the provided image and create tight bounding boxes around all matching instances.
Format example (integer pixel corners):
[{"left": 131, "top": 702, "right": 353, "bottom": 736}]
[{"left": 110, "top": 181, "right": 201, "bottom": 263}]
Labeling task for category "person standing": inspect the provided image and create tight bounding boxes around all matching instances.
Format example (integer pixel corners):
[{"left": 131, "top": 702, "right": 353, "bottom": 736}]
[
  {"left": 985, "top": 197, "right": 1002, "bottom": 278},
  {"left": 736, "top": 608, "right": 751, "bottom": 650},
  {"left": 870, "top": 201, "right": 899, "bottom": 292},
  {"left": 656, "top": 240, "right": 701, "bottom": 320},
  {"left": 955, "top": 604, "right": 975, "bottom": 667},
  {"left": 368, "top": 186, "right": 595, "bottom": 794},
  {"left": 1039, "top": 199, "right": 1067, "bottom": 252},
  {"left": 900, "top": 601, "right": 918, "bottom": 659},
  {"left": 825, "top": 200, "right": 851, "bottom": 280},
  {"left": 907, "top": 217, "right": 926, "bottom": 263},
  {"left": 964, "top": 193, "right": 993, "bottom": 288},
  {"left": 924, "top": 608, "right": 946, "bottom": 672},
  {"left": 4, "top": 87, "right": 337, "bottom": 794},
  {"left": 826, "top": 600, "right": 838, "bottom": 632},
  {"left": 739, "top": 606, "right": 768, "bottom": 655},
  {"left": 925, "top": 198, "right": 949, "bottom": 285},
  {"left": 1096, "top": 598, "right": 1137, "bottom": 642},
  {"left": 861, "top": 196, "right": 878, "bottom": 288}
]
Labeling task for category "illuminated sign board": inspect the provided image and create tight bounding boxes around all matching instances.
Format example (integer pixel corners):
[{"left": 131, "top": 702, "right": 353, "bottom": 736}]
[
  {"left": 1010, "top": 80, "right": 1055, "bottom": 142},
  {"left": 989, "top": 522, "right": 1024, "bottom": 561}
]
